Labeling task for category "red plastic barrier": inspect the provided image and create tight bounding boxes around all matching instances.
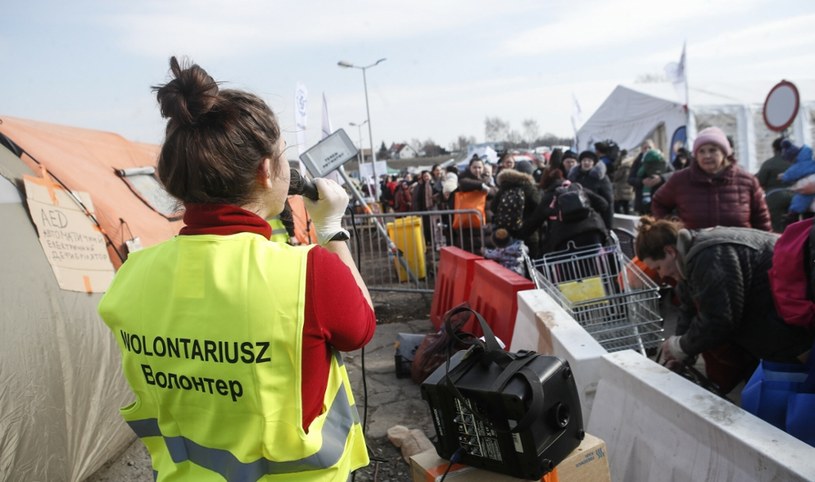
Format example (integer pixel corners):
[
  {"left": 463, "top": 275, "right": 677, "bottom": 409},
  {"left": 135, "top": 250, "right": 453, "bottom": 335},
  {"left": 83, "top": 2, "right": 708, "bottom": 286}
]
[
  {"left": 430, "top": 247, "right": 483, "bottom": 329},
  {"left": 465, "top": 259, "right": 535, "bottom": 347}
]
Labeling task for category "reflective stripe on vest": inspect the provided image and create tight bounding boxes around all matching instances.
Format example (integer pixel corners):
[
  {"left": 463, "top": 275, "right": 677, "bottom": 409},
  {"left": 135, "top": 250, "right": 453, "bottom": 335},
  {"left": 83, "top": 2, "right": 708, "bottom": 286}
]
[
  {"left": 267, "top": 216, "right": 289, "bottom": 243},
  {"left": 127, "top": 374, "right": 359, "bottom": 479}
]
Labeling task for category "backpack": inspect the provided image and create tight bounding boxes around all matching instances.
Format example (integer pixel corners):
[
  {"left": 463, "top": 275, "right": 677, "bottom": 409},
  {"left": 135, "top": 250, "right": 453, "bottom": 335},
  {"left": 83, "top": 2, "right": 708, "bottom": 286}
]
[
  {"left": 553, "top": 184, "right": 591, "bottom": 222},
  {"left": 768, "top": 218, "right": 815, "bottom": 328},
  {"left": 493, "top": 187, "right": 525, "bottom": 231}
]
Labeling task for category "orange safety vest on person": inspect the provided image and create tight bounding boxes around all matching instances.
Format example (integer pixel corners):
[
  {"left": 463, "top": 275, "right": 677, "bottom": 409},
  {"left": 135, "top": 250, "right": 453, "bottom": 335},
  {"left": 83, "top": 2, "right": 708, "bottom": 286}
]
[
  {"left": 98, "top": 233, "right": 368, "bottom": 481},
  {"left": 287, "top": 195, "right": 317, "bottom": 245}
]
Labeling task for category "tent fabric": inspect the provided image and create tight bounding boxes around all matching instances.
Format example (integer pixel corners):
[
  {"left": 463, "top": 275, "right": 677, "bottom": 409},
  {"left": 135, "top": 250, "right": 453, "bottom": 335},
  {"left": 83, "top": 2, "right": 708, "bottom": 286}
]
[
  {"left": 576, "top": 79, "right": 815, "bottom": 174},
  {"left": 0, "top": 116, "right": 181, "bottom": 269},
  {"left": 577, "top": 85, "right": 687, "bottom": 156},
  {"left": 0, "top": 116, "right": 183, "bottom": 481}
]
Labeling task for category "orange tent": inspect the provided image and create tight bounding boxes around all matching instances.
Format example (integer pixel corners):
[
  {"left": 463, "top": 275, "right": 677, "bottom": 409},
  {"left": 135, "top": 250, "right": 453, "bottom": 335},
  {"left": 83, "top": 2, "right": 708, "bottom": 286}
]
[{"left": 0, "top": 116, "right": 184, "bottom": 481}]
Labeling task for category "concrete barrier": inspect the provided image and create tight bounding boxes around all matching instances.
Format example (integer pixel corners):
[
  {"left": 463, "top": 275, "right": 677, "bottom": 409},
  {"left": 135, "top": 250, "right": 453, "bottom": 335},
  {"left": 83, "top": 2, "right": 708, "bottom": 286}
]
[
  {"left": 510, "top": 289, "right": 609, "bottom": 423},
  {"left": 612, "top": 213, "right": 640, "bottom": 232},
  {"left": 587, "top": 350, "right": 815, "bottom": 482}
]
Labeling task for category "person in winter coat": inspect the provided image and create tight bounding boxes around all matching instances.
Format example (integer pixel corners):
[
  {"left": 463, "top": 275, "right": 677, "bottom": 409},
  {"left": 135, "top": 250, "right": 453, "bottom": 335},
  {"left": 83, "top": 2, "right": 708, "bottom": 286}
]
[
  {"left": 490, "top": 168, "right": 541, "bottom": 257},
  {"left": 651, "top": 127, "right": 771, "bottom": 231},
  {"left": 519, "top": 179, "right": 608, "bottom": 255},
  {"left": 636, "top": 149, "right": 669, "bottom": 213},
  {"left": 411, "top": 170, "right": 436, "bottom": 244},
  {"left": 562, "top": 150, "right": 578, "bottom": 173},
  {"left": 611, "top": 151, "right": 635, "bottom": 214},
  {"left": 453, "top": 157, "right": 495, "bottom": 253},
  {"left": 628, "top": 139, "right": 675, "bottom": 215},
  {"left": 568, "top": 151, "right": 614, "bottom": 228},
  {"left": 458, "top": 157, "right": 498, "bottom": 196},
  {"left": 755, "top": 137, "right": 793, "bottom": 232},
  {"left": 636, "top": 215, "right": 812, "bottom": 393},
  {"left": 394, "top": 179, "right": 413, "bottom": 213},
  {"left": 779, "top": 141, "right": 815, "bottom": 221}
]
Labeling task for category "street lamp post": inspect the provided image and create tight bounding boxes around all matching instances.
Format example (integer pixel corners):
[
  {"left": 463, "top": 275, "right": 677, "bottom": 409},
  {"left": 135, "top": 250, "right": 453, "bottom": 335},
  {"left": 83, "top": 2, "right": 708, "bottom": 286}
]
[
  {"left": 338, "top": 58, "right": 386, "bottom": 200},
  {"left": 349, "top": 120, "right": 368, "bottom": 164},
  {"left": 349, "top": 120, "right": 370, "bottom": 199}
]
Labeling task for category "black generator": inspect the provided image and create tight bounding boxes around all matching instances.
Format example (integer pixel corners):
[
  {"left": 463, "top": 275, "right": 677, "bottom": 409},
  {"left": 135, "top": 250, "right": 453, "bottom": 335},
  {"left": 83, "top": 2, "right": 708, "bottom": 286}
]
[{"left": 420, "top": 308, "right": 583, "bottom": 480}]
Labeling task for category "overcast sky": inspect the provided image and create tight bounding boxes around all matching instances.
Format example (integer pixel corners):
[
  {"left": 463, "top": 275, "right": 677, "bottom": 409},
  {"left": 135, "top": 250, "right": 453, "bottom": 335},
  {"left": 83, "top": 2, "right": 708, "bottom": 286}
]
[{"left": 3, "top": 0, "right": 815, "bottom": 154}]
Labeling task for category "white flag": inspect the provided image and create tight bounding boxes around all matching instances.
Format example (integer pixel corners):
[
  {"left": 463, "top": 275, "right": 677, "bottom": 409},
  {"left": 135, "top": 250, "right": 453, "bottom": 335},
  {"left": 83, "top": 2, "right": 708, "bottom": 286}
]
[
  {"left": 320, "top": 92, "right": 343, "bottom": 184},
  {"left": 570, "top": 93, "right": 583, "bottom": 133},
  {"left": 294, "top": 82, "right": 309, "bottom": 156},
  {"left": 321, "top": 92, "right": 332, "bottom": 140},
  {"left": 664, "top": 43, "right": 687, "bottom": 106}
]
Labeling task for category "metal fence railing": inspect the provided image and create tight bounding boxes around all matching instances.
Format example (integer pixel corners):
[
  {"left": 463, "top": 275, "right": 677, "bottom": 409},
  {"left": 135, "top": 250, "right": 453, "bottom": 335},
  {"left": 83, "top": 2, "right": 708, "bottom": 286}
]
[{"left": 342, "top": 209, "right": 485, "bottom": 293}]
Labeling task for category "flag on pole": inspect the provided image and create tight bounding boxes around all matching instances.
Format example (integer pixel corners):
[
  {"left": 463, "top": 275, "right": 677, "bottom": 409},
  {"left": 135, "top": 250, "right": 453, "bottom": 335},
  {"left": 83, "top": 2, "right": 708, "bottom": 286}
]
[
  {"left": 570, "top": 93, "right": 583, "bottom": 149},
  {"left": 570, "top": 93, "right": 583, "bottom": 130},
  {"left": 320, "top": 92, "right": 343, "bottom": 185},
  {"left": 294, "top": 82, "right": 309, "bottom": 156},
  {"left": 664, "top": 42, "right": 688, "bottom": 107},
  {"left": 320, "top": 92, "right": 332, "bottom": 140}
]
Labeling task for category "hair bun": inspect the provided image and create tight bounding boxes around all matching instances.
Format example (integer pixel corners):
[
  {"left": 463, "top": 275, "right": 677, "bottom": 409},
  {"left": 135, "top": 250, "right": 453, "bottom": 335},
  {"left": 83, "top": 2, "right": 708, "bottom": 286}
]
[{"left": 154, "top": 56, "right": 219, "bottom": 126}]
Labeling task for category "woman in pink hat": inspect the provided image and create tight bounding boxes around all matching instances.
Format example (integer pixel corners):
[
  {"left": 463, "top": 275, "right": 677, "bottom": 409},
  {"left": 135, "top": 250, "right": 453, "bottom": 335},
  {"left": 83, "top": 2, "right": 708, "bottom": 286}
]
[{"left": 651, "top": 126, "right": 771, "bottom": 231}]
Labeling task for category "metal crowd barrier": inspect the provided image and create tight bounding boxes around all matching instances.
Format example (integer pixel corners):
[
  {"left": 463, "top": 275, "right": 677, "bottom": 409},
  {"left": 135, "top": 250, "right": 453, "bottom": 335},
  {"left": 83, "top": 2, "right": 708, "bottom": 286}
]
[{"left": 341, "top": 209, "right": 485, "bottom": 293}]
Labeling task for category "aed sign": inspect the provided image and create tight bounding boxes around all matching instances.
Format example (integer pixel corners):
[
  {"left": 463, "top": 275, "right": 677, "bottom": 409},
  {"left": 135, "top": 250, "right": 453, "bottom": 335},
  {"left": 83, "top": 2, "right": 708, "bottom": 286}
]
[{"left": 24, "top": 175, "right": 115, "bottom": 293}]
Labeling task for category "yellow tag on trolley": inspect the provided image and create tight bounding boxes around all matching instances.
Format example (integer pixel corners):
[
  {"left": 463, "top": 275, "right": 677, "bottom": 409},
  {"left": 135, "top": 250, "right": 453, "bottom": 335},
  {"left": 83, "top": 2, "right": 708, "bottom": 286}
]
[{"left": 558, "top": 276, "right": 606, "bottom": 303}]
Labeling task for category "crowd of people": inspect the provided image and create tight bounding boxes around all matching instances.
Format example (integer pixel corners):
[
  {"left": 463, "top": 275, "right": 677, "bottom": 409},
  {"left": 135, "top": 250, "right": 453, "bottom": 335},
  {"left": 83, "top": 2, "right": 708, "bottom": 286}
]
[
  {"left": 373, "top": 127, "right": 815, "bottom": 399},
  {"left": 95, "top": 55, "right": 815, "bottom": 481}
]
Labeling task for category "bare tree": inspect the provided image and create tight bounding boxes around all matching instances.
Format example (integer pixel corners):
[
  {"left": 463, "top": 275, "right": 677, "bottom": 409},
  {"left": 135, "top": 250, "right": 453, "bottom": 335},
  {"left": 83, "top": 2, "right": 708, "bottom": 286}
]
[
  {"left": 522, "top": 119, "right": 539, "bottom": 147},
  {"left": 485, "top": 117, "right": 510, "bottom": 142},
  {"left": 506, "top": 129, "right": 523, "bottom": 146},
  {"left": 453, "top": 135, "right": 477, "bottom": 152}
]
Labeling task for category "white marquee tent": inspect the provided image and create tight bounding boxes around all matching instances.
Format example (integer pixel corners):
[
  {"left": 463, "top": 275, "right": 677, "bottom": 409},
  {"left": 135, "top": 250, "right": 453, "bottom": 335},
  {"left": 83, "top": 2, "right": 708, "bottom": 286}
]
[{"left": 576, "top": 79, "right": 815, "bottom": 173}]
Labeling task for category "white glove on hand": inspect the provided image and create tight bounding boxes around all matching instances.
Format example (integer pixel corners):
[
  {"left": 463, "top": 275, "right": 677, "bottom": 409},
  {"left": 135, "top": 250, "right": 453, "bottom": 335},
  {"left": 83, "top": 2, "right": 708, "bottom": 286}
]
[
  {"left": 304, "top": 178, "right": 350, "bottom": 245},
  {"left": 657, "top": 335, "right": 688, "bottom": 370}
]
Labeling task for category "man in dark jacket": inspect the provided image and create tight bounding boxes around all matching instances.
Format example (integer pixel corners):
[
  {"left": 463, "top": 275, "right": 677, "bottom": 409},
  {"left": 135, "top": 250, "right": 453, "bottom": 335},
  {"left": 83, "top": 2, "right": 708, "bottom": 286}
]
[
  {"left": 569, "top": 151, "right": 614, "bottom": 229},
  {"left": 755, "top": 137, "right": 793, "bottom": 232}
]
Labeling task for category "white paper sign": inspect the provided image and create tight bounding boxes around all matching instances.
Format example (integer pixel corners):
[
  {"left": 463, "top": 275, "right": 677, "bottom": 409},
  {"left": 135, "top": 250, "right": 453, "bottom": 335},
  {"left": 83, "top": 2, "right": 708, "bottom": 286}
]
[{"left": 24, "top": 175, "right": 115, "bottom": 293}]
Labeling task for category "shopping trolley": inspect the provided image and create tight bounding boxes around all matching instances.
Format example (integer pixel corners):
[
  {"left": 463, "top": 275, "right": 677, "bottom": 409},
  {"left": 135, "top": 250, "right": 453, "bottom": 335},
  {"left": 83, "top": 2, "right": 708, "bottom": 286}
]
[{"left": 525, "top": 233, "right": 664, "bottom": 354}]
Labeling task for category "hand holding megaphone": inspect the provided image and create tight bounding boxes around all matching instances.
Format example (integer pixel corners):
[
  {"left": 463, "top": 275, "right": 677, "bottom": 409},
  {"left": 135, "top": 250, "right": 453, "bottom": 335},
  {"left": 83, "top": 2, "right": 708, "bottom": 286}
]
[
  {"left": 288, "top": 169, "right": 319, "bottom": 200},
  {"left": 294, "top": 172, "right": 350, "bottom": 245}
]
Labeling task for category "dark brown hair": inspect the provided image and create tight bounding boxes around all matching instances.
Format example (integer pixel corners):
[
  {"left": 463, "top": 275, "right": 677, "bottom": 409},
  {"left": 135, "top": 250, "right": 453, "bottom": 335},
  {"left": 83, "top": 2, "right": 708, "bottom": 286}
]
[
  {"left": 153, "top": 56, "right": 282, "bottom": 205},
  {"left": 635, "top": 215, "right": 683, "bottom": 260}
]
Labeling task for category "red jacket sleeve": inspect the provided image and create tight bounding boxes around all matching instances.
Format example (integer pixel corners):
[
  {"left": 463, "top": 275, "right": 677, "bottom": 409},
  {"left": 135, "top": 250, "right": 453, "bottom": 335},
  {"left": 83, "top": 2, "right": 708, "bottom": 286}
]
[{"left": 301, "top": 246, "right": 376, "bottom": 429}]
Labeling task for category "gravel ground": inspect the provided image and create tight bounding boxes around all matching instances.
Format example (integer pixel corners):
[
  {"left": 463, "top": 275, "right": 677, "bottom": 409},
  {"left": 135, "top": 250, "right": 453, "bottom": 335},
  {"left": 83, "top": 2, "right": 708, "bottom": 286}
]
[{"left": 86, "top": 291, "right": 435, "bottom": 482}]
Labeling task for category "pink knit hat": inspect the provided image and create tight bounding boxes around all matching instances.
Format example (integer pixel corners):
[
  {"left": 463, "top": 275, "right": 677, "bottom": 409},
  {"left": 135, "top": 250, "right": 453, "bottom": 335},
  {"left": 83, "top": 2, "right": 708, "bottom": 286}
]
[{"left": 693, "top": 127, "right": 733, "bottom": 157}]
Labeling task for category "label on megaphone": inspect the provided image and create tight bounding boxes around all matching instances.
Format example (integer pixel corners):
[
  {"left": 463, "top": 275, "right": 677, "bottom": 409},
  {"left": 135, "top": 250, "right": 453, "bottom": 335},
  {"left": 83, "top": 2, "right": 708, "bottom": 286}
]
[{"left": 299, "top": 129, "right": 358, "bottom": 178}]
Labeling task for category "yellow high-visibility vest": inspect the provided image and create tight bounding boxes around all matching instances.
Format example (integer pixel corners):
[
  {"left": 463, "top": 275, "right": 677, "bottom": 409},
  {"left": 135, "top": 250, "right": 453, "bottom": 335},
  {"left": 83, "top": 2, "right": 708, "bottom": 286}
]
[
  {"left": 99, "top": 232, "right": 368, "bottom": 481},
  {"left": 267, "top": 216, "right": 290, "bottom": 243}
]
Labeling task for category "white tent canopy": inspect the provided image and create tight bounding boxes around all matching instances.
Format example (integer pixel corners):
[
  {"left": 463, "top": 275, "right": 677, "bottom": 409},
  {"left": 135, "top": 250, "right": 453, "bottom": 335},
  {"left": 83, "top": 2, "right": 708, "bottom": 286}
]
[{"left": 576, "top": 79, "right": 815, "bottom": 173}]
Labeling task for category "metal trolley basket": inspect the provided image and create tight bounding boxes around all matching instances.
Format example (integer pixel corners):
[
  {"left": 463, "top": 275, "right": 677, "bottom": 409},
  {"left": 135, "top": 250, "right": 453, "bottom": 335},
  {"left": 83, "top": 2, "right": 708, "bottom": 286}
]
[{"left": 526, "top": 234, "right": 664, "bottom": 354}]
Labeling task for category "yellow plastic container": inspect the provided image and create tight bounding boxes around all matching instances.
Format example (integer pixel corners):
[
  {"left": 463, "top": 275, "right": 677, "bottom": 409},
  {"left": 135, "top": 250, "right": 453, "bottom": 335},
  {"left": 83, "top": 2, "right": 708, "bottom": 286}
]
[{"left": 386, "top": 216, "right": 427, "bottom": 282}]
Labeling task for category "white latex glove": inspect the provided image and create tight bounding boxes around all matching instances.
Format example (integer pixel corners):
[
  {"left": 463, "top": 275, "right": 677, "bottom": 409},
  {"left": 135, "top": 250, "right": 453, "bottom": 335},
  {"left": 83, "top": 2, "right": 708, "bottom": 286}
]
[
  {"left": 304, "top": 178, "right": 350, "bottom": 245},
  {"left": 657, "top": 335, "right": 688, "bottom": 370}
]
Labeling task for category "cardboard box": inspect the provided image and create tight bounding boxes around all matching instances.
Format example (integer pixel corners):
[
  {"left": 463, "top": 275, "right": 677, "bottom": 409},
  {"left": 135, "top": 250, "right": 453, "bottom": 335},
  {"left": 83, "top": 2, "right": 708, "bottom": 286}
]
[{"left": 410, "top": 432, "right": 610, "bottom": 482}]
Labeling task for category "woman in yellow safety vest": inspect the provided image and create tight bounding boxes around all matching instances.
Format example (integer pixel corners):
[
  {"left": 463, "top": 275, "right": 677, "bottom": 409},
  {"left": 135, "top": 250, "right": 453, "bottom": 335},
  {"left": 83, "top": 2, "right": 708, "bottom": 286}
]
[{"left": 99, "top": 56, "right": 376, "bottom": 481}]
